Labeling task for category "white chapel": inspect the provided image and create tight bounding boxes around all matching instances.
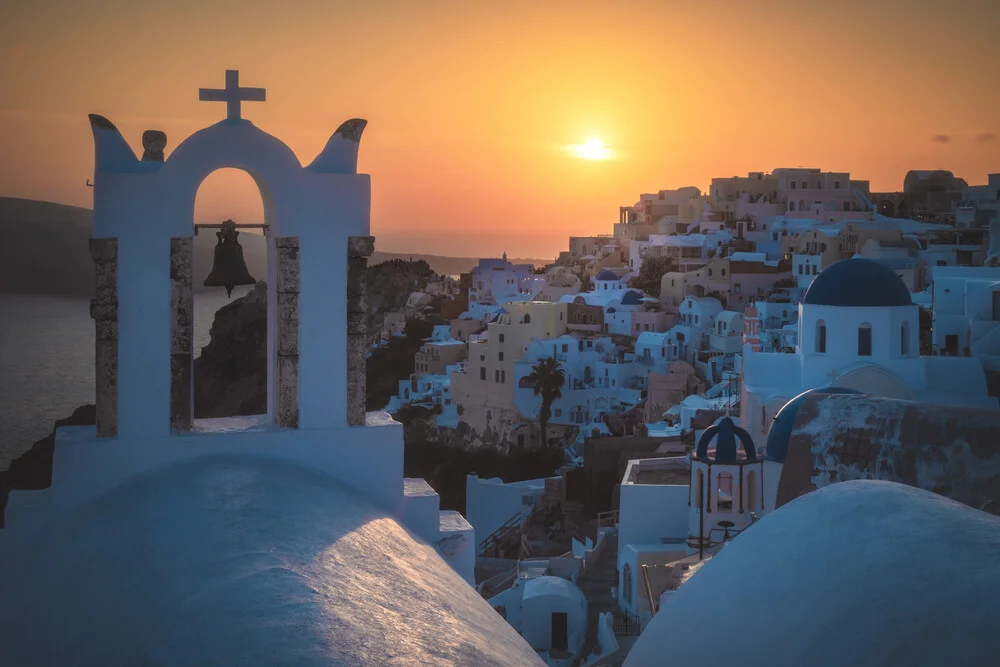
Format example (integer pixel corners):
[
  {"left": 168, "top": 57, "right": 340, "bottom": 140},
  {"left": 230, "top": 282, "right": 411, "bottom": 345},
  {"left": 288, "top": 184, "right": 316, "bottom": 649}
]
[
  {"left": 741, "top": 256, "right": 998, "bottom": 447},
  {"left": 0, "top": 71, "right": 542, "bottom": 666}
]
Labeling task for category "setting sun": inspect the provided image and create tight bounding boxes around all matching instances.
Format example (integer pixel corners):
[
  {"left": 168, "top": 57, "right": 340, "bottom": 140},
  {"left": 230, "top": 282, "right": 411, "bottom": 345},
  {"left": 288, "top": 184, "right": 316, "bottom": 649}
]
[{"left": 571, "top": 137, "right": 613, "bottom": 161}]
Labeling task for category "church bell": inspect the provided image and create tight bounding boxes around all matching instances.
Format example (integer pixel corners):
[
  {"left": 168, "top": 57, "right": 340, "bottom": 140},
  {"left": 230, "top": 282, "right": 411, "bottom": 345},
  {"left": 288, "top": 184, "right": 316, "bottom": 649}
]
[{"left": 204, "top": 219, "right": 256, "bottom": 298}]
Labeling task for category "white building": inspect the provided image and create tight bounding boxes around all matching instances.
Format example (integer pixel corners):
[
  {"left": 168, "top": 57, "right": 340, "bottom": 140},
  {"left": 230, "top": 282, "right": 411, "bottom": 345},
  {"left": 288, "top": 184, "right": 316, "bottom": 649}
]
[
  {"left": 467, "top": 253, "right": 537, "bottom": 317},
  {"left": 488, "top": 575, "right": 589, "bottom": 665},
  {"left": 741, "top": 257, "right": 998, "bottom": 447},
  {"left": 931, "top": 266, "right": 1000, "bottom": 369},
  {"left": 512, "top": 335, "right": 642, "bottom": 431}
]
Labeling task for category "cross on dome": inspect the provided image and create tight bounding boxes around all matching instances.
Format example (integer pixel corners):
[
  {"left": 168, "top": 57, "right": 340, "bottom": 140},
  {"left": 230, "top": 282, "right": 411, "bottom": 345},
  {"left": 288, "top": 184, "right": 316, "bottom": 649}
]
[{"left": 199, "top": 70, "right": 266, "bottom": 121}]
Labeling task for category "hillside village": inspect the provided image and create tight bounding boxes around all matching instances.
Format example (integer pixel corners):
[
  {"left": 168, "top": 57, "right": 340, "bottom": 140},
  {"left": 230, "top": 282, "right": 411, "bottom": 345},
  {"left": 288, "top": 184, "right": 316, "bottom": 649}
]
[
  {"left": 379, "top": 167, "right": 1000, "bottom": 664},
  {"left": 3, "top": 59, "right": 1000, "bottom": 665}
]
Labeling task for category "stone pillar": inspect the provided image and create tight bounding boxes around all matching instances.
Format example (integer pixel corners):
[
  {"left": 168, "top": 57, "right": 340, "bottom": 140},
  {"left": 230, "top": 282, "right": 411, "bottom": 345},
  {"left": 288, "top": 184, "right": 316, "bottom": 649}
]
[
  {"left": 347, "top": 235, "right": 374, "bottom": 425},
  {"left": 276, "top": 237, "right": 300, "bottom": 428},
  {"left": 170, "top": 237, "right": 193, "bottom": 432},
  {"left": 89, "top": 238, "right": 118, "bottom": 438}
]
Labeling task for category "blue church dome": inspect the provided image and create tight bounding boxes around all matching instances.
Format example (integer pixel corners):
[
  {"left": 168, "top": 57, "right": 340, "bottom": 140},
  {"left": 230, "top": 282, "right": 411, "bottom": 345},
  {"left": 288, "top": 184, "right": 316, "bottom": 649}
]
[
  {"left": 620, "top": 290, "right": 643, "bottom": 306},
  {"left": 596, "top": 270, "right": 619, "bottom": 281},
  {"left": 695, "top": 417, "right": 758, "bottom": 464},
  {"left": 764, "top": 387, "right": 865, "bottom": 463},
  {"left": 802, "top": 257, "right": 912, "bottom": 307}
]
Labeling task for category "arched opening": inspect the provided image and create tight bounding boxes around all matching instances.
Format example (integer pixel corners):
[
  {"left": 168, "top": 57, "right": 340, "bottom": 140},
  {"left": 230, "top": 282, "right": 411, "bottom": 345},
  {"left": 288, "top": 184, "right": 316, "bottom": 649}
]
[
  {"left": 788, "top": 201, "right": 796, "bottom": 212},
  {"left": 858, "top": 323, "right": 873, "bottom": 356},
  {"left": 901, "top": 320, "right": 910, "bottom": 355},
  {"left": 798, "top": 199, "right": 806, "bottom": 211},
  {"left": 816, "top": 319, "right": 827, "bottom": 353},
  {"left": 717, "top": 472, "right": 734, "bottom": 511},
  {"left": 192, "top": 168, "right": 269, "bottom": 420},
  {"left": 522, "top": 313, "right": 531, "bottom": 324},
  {"left": 747, "top": 469, "right": 758, "bottom": 513}
]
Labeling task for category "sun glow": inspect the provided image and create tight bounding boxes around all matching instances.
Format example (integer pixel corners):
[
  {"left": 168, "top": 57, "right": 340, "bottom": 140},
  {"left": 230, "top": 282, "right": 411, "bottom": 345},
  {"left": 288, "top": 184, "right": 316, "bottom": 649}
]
[{"left": 570, "top": 137, "right": 613, "bottom": 161}]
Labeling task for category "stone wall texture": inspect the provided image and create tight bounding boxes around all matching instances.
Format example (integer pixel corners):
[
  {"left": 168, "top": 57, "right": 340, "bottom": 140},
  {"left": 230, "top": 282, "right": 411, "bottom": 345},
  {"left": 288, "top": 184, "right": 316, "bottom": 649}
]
[
  {"left": 776, "top": 394, "right": 1000, "bottom": 511},
  {"left": 347, "top": 236, "right": 375, "bottom": 425},
  {"left": 170, "top": 237, "right": 193, "bottom": 432},
  {"left": 275, "top": 237, "right": 300, "bottom": 428},
  {"left": 89, "top": 238, "right": 118, "bottom": 438}
]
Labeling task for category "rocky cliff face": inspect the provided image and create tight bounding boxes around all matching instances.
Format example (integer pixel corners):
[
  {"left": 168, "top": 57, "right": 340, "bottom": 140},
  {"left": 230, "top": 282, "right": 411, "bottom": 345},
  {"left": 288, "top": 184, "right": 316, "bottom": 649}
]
[{"left": 193, "top": 282, "right": 268, "bottom": 418}]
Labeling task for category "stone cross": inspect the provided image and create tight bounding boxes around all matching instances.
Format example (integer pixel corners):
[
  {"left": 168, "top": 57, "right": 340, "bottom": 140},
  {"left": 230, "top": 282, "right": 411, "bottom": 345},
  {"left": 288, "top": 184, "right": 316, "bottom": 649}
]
[{"left": 199, "top": 70, "right": 266, "bottom": 121}]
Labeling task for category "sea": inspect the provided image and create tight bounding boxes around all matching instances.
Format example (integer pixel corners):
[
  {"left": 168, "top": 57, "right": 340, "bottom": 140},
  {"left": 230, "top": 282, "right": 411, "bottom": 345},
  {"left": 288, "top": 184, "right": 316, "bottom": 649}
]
[{"left": 0, "top": 287, "right": 253, "bottom": 470}]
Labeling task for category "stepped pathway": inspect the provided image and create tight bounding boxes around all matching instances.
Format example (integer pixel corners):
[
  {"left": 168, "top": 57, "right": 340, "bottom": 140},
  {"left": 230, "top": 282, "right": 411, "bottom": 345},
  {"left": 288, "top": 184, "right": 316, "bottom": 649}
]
[{"left": 576, "top": 532, "right": 620, "bottom": 661}]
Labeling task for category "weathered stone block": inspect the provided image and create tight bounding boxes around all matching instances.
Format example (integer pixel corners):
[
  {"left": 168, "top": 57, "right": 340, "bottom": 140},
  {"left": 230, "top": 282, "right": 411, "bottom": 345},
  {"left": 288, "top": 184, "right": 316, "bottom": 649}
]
[
  {"left": 95, "top": 319, "right": 118, "bottom": 342},
  {"left": 170, "top": 237, "right": 193, "bottom": 281},
  {"left": 347, "top": 235, "right": 375, "bottom": 258},
  {"left": 89, "top": 237, "right": 117, "bottom": 262},
  {"left": 347, "top": 313, "right": 366, "bottom": 336},
  {"left": 171, "top": 281, "right": 193, "bottom": 355},
  {"left": 170, "top": 354, "right": 192, "bottom": 432},
  {"left": 277, "top": 245, "right": 300, "bottom": 294},
  {"left": 276, "top": 354, "right": 299, "bottom": 428},
  {"left": 275, "top": 236, "right": 300, "bottom": 250},
  {"left": 95, "top": 260, "right": 117, "bottom": 297},
  {"left": 95, "top": 339, "right": 117, "bottom": 438},
  {"left": 346, "top": 333, "right": 367, "bottom": 426},
  {"left": 277, "top": 292, "right": 299, "bottom": 356},
  {"left": 90, "top": 299, "right": 118, "bottom": 321},
  {"left": 347, "top": 290, "right": 367, "bottom": 314}
]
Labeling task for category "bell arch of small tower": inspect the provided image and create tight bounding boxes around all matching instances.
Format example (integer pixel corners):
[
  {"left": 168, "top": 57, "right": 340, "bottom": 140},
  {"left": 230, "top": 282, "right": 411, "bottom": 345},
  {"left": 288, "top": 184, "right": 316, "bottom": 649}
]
[{"left": 88, "top": 70, "right": 372, "bottom": 439}]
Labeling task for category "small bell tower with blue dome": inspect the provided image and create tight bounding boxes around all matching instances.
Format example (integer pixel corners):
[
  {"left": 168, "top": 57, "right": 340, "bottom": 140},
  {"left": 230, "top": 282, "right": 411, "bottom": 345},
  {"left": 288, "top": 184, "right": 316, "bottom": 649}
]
[{"left": 688, "top": 417, "right": 764, "bottom": 554}]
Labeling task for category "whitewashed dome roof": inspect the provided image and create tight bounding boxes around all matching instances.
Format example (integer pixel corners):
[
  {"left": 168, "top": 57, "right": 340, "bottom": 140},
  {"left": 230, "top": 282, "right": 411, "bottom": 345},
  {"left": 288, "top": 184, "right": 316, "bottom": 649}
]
[
  {"left": 0, "top": 456, "right": 543, "bottom": 666},
  {"left": 624, "top": 480, "right": 1000, "bottom": 667}
]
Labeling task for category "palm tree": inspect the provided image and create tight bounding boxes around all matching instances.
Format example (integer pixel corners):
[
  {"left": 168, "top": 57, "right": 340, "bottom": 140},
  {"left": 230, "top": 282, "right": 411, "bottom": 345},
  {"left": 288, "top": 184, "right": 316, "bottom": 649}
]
[{"left": 526, "top": 356, "right": 566, "bottom": 448}]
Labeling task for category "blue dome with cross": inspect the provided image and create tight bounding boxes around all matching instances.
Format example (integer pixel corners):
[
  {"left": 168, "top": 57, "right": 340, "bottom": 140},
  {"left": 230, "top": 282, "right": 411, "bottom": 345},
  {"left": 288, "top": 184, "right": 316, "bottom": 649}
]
[
  {"left": 765, "top": 387, "right": 865, "bottom": 463},
  {"left": 802, "top": 257, "right": 912, "bottom": 307},
  {"left": 695, "top": 417, "right": 758, "bottom": 464}
]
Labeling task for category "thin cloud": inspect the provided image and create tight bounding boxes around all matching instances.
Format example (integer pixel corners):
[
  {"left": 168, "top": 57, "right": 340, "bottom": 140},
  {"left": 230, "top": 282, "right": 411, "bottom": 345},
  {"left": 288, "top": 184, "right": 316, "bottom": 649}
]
[
  {"left": 931, "top": 134, "right": 951, "bottom": 144},
  {"left": 975, "top": 132, "right": 996, "bottom": 144}
]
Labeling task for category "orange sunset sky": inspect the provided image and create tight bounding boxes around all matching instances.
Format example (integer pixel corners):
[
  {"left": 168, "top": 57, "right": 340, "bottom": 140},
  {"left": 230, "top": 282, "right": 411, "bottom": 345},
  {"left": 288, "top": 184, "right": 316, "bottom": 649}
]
[{"left": 1, "top": 0, "right": 998, "bottom": 259}]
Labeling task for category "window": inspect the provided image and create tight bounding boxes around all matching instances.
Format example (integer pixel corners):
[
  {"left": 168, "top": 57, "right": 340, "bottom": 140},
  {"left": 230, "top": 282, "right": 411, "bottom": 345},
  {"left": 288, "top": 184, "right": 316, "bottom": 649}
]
[
  {"left": 523, "top": 314, "right": 531, "bottom": 324},
  {"left": 554, "top": 408, "right": 562, "bottom": 417},
  {"left": 789, "top": 201, "right": 796, "bottom": 212},
  {"left": 495, "top": 370, "right": 500, "bottom": 383},
  {"left": 834, "top": 180, "right": 841, "bottom": 189},
  {"left": 499, "top": 352, "right": 504, "bottom": 361},
  {"left": 562, "top": 344, "right": 568, "bottom": 353},
  {"left": 901, "top": 321, "right": 910, "bottom": 355},
  {"left": 798, "top": 264, "right": 803, "bottom": 275},
  {"left": 816, "top": 320, "right": 826, "bottom": 353},
  {"left": 790, "top": 181, "right": 797, "bottom": 190},
  {"left": 694, "top": 315, "right": 699, "bottom": 324},
  {"left": 622, "top": 564, "right": 633, "bottom": 605},
  {"left": 858, "top": 324, "right": 872, "bottom": 356},
  {"left": 501, "top": 370, "right": 506, "bottom": 383},
  {"left": 480, "top": 367, "right": 486, "bottom": 380},
  {"left": 560, "top": 312, "right": 563, "bottom": 320},
  {"left": 812, "top": 264, "right": 818, "bottom": 275},
  {"left": 721, "top": 268, "right": 727, "bottom": 277},
  {"left": 499, "top": 333, "right": 505, "bottom": 343},
  {"left": 800, "top": 181, "right": 807, "bottom": 189},
  {"left": 717, "top": 473, "right": 733, "bottom": 511},
  {"left": 747, "top": 470, "right": 758, "bottom": 512},
  {"left": 734, "top": 283, "right": 742, "bottom": 294}
]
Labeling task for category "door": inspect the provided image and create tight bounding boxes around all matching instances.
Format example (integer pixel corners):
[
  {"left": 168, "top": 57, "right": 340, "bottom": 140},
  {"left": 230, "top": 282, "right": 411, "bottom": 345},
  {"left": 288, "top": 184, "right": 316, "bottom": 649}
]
[
  {"left": 551, "top": 612, "right": 568, "bottom": 652},
  {"left": 945, "top": 334, "right": 959, "bottom": 356}
]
